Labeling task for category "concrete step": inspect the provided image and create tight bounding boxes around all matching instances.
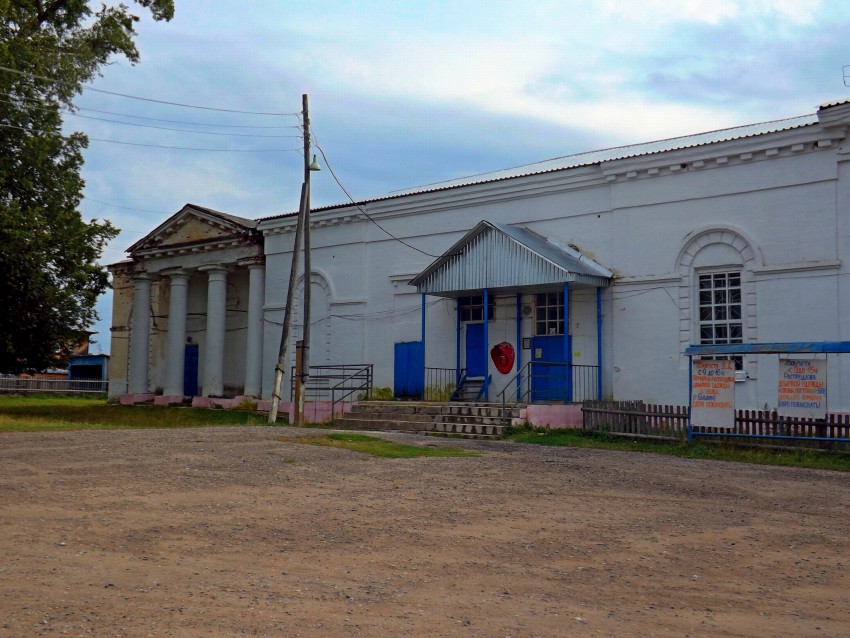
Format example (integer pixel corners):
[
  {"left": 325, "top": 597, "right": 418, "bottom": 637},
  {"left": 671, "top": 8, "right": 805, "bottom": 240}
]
[
  {"left": 332, "top": 417, "right": 429, "bottom": 432},
  {"left": 340, "top": 411, "right": 436, "bottom": 423},
  {"left": 434, "top": 415, "right": 510, "bottom": 426},
  {"left": 348, "top": 403, "right": 444, "bottom": 416},
  {"left": 422, "top": 422, "right": 505, "bottom": 436},
  {"left": 422, "top": 431, "right": 502, "bottom": 440}
]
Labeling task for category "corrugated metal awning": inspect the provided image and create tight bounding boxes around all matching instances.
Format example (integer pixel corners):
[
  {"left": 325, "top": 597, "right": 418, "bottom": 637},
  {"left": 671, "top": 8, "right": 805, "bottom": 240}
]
[{"left": 410, "top": 221, "right": 612, "bottom": 297}]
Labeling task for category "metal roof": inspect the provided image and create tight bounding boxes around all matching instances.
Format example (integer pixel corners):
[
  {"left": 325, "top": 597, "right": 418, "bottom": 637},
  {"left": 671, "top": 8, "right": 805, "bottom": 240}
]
[
  {"left": 410, "top": 221, "right": 612, "bottom": 296},
  {"left": 389, "top": 114, "right": 817, "bottom": 197}
]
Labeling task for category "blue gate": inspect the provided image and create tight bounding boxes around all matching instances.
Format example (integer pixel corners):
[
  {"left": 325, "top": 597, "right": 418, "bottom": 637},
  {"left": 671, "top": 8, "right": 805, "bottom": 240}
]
[{"left": 394, "top": 341, "right": 424, "bottom": 399}]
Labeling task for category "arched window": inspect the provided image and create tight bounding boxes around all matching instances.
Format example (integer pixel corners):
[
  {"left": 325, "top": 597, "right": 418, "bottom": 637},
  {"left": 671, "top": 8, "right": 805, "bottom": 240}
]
[{"left": 677, "top": 227, "right": 761, "bottom": 374}]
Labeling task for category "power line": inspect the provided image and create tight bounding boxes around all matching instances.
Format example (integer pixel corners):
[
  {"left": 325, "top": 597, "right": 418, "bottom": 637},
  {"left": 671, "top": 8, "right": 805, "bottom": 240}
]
[
  {"left": 0, "top": 121, "right": 302, "bottom": 152},
  {"left": 312, "top": 138, "right": 445, "bottom": 259},
  {"left": 0, "top": 94, "right": 301, "bottom": 129},
  {"left": 69, "top": 112, "right": 303, "bottom": 138},
  {"left": 85, "top": 136, "right": 302, "bottom": 152},
  {"left": 83, "top": 198, "right": 173, "bottom": 214},
  {"left": 0, "top": 64, "right": 299, "bottom": 116},
  {"left": 74, "top": 106, "right": 301, "bottom": 129}
]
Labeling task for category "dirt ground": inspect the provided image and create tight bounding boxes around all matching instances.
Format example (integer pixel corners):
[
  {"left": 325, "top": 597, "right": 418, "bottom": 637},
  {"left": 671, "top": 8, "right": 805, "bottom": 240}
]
[{"left": 1, "top": 427, "right": 849, "bottom": 638}]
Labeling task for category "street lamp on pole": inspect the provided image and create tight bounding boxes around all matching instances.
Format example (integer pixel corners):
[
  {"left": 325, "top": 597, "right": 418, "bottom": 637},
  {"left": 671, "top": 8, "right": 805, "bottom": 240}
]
[{"left": 268, "top": 94, "right": 320, "bottom": 425}]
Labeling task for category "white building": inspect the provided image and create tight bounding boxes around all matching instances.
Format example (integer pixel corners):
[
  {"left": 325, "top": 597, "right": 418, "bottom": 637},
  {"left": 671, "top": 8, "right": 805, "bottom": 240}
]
[{"left": 108, "top": 100, "right": 850, "bottom": 413}]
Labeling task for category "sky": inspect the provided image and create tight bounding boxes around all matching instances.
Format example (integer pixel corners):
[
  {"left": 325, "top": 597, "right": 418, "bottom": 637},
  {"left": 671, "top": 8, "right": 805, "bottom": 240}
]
[{"left": 71, "top": 0, "right": 850, "bottom": 352}]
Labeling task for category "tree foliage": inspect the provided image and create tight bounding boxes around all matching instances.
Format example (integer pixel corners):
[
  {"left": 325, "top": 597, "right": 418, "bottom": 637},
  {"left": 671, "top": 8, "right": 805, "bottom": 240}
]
[{"left": 0, "top": 0, "right": 173, "bottom": 372}]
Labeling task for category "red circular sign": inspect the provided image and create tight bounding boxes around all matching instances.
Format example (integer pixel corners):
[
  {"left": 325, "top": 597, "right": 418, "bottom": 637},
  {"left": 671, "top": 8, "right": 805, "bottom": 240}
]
[{"left": 491, "top": 342, "right": 515, "bottom": 374}]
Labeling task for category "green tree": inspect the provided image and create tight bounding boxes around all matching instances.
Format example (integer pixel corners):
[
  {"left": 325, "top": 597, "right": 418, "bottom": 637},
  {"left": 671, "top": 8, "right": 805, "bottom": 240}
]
[{"left": 0, "top": 0, "right": 173, "bottom": 372}]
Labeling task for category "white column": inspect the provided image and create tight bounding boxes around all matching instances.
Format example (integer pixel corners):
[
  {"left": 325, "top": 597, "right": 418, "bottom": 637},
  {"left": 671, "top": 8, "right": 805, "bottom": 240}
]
[
  {"left": 128, "top": 274, "right": 152, "bottom": 394},
  {"left": 243, "top": 262, "right": 265, "bottom": 397},
  {"left": 163, "top": 270, "right": 190, "bottom": 397},
  {"left": 201, "top": 265, "right": 228, "bottom": 397}
]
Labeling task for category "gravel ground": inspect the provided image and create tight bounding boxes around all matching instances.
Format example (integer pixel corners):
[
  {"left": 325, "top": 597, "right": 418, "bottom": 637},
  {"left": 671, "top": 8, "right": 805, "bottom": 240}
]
[{"left": 1, "top": 426, "right": 849, "bottom": 637}]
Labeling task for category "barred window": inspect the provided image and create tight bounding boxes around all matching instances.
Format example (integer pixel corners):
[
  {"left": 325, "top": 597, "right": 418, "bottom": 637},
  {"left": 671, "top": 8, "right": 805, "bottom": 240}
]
[
  {"left": 698, "top": 272, "right": 743, "bottom": 369},
  {"left": 535, "top": 292, "right": 564, "bottom": 336}
]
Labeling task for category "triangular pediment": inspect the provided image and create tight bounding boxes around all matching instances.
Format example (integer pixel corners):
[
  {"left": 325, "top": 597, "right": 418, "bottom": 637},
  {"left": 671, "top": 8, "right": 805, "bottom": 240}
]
[
  {"left": 410, "top": 220, "right": 612, "bottom": 296},
  {"left": 128, "top": 204, "right": 258, "bottom": 255}
]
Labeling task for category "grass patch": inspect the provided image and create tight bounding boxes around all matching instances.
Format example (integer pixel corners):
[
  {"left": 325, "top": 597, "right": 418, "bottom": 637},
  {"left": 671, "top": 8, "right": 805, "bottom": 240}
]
[
  {"left": 285, "top": 432, "right": 480, "bottom": 458},
  {"left": 0, "top": 395, "right": 269, "bottom": 432},
  {"left": 507, "top": 427, "right": 850, "bottom": 472}
]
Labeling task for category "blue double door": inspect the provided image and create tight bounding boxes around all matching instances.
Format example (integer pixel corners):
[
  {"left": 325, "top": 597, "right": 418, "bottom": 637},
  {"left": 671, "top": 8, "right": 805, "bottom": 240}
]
[{"left": 530, "top": 334, "right": 571, "bottom": 402}]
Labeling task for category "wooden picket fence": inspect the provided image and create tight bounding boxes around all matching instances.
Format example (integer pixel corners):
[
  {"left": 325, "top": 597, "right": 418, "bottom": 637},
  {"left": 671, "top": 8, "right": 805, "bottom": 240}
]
[{"left": 582, "top": 400, "right": 850, "bottom": 450}]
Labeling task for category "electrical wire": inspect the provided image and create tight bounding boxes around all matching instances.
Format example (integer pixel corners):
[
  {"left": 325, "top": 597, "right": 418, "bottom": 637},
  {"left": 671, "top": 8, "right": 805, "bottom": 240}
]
[
  {"left": 84, "top": 198, "right": 173, "bottom": 214},
  {"left": 0, "top": 64, "right": 300, "bottom": 116},
  {"left": 0, "top": 121, "right": 302, "bottom": 152},
  {"left": 85, "top": 137, "right": 302, "bottom": 152},
  {"left": 311, "top": 138, "right": 445, "bottom": 259},
  {"left": 69, "top": 112, "right": 303, "bottom": 138},
  {"left": 0, "top": 94, "right": 302, "bottom": 129}
]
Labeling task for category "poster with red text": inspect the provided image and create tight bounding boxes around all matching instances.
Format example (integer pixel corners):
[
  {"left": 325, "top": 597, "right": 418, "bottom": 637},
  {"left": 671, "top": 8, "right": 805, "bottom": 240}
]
[
  {"left": 691, "top": 360, "right": 735, "bottom": 429},
  {"left": 777, "top": 359, "right": 827, "bottom": 419}
]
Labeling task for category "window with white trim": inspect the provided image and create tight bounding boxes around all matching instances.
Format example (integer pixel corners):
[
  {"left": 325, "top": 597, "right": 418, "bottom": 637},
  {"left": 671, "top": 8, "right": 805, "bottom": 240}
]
[
  {"left": 698, "top": 272, "right": 743, "bottom": 369},
  {"left": 535, "top": 292, "right": 564, "bottom": 336}
]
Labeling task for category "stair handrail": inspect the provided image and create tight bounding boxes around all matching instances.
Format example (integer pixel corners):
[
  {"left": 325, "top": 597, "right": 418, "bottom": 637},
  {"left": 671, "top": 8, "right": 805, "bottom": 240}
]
[
  {"left": 330, "top": 363, "right": 373, "bottom": 420},
  {"left": 497, "top": 361, "right": 534, "bottom": 425}
]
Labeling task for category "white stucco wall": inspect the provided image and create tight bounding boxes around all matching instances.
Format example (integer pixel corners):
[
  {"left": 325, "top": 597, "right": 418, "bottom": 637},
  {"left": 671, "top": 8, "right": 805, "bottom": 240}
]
[{"left": 254, "top": 115, "right": 850, "bottom": 410}]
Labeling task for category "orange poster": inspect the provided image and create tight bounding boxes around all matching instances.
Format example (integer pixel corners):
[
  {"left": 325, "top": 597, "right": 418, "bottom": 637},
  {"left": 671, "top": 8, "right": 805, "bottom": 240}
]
[
  {"left": 777, "top": 359, "right": 827, "bottom": 418},
  {"left": 691, "top": 360, "right": 735, "bottom": 429}
]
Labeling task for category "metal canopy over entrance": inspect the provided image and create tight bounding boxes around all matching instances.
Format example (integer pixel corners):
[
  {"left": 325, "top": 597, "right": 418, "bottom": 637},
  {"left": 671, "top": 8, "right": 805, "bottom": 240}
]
[
  {"left": 409, "top": 220, "right": 612, "bottom": 296},
  {"left": 409, "top": 221, "right": 611, "bottom": 403}
]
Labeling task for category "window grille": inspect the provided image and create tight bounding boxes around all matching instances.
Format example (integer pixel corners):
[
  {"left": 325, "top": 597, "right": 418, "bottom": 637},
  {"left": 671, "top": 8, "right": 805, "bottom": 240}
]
[
  {"left": 458, "top": 295, "right": 494, "bottom": 322},
  {"left": 535, "top": 292, "right": 564, "bottom": 336},
  {"left": 698, "top": 272, "right": 743, "bottom": 369}
]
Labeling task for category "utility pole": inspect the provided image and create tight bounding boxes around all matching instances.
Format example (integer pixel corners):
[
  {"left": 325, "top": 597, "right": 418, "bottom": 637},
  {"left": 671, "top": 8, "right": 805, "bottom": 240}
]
[{"left": 268, "top": 93, "right": 314, "bottom": 424}]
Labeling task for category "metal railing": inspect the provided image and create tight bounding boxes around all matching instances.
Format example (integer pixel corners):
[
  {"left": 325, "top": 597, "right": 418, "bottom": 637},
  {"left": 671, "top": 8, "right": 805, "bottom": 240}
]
[
  {"left": 0, "top": 376, "right": 108, "bottom": 395},
  {"left": 497, "top": 361, "right": 599, "bottom": 416},
  {"left": 290, "top": 363, "right": 373, "bottom": 416},
  {"left": 424, "top": 367, "right": 457, "bottom": 401}
]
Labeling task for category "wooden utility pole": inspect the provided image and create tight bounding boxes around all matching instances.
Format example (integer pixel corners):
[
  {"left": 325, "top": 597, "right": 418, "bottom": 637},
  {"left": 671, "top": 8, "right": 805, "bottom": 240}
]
[{"left": 268, "top": 94, "right": 312, "bottom": 424}]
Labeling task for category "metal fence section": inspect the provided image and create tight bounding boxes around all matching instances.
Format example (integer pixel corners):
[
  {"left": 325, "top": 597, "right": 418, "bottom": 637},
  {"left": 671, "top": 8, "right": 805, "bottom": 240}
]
[
  {"left": 0, "top": 376, "right": 108, "bottom": 395},
  {"left": 290, "top": 364, "right": 373, "bottom": 414},
  {"left": 424, "top": 367, "right": 457, "bottom": 401},
  {"left": 498, "top": 362, "right": 599, "bottom": 406}
]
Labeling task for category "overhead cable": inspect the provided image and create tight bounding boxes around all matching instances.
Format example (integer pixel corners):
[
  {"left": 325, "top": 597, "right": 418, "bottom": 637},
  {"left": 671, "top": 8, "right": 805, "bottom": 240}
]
[
  {"left": 312, "top": 138, "right": 445, "bottom": 259},
  {"left": 0, "top": 64, "right": 299, "bottom": 116}
]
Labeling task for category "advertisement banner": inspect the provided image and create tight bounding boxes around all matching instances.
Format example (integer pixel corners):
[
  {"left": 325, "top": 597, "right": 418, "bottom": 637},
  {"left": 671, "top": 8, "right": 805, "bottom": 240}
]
[
  {"left": 691, "top": 360, "right": 735, "bottom": 429},
  {"left": 777, "top": 359, "right": 827, "bottom": 419}
]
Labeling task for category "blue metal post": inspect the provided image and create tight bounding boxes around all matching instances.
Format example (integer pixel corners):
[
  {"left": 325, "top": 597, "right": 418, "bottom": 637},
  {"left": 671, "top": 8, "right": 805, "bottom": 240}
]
[
  {"left": 516, "top": 293, "right": 522, "bottom": 398},
  {"left": 456, "top": 298, "right": 461, "bottom": 385},
  {"left": 688, "top": 357, "right": 694, "bottom": 445},
  {"left": 483, "top": 287, "right": 490, "bottom": 401},
  {"left": 421, "top": 293, "right": 426, "bottom": 399},
  {"left": 564, "top": 282, "right": 571, "bottom": 401},
  {"left": 596, "top": 287, "right": 602, "bottom": 401}
]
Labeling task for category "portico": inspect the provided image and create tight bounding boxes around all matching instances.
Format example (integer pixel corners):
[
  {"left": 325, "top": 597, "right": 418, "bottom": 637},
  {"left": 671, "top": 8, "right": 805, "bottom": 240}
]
[{"left": 114, "top": 204, "right": 266, "bottom": 404}]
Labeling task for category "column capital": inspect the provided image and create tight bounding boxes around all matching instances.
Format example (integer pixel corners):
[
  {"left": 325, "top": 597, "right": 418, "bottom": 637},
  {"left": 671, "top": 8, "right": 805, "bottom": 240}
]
[
  {"left": 238, "top": 256, "right": 265, "bottom": 268},
  {"left": 161, "top": 268, "right": 191, "bottom": 281},
  {"left": 198, "top": 263, "right": 230, "bottom": 274}
]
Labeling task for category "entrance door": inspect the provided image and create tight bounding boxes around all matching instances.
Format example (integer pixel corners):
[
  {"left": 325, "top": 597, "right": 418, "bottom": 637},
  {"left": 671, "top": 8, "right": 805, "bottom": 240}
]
[
  {"left": 465, "top": 323, "right": 487, "bottom": 377},
  {"left": 394, "top": 341, "right": 424, "bottom": 399},
  {"left": 530, "top": 335, "right": 570, "bottom": 402},
  {"left": 184, "top": 343, "right": 199, "bottom": 396}
]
